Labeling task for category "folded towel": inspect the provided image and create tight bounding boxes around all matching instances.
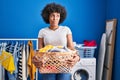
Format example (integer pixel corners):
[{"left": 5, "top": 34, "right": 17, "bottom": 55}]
[{"left": 84, "top": 40, "right": 97, "bottom": 46}]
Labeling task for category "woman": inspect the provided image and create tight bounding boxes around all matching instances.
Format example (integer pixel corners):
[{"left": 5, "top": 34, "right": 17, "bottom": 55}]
[{"left": 33, "top": 2, "right": 80, "bottom": 80}]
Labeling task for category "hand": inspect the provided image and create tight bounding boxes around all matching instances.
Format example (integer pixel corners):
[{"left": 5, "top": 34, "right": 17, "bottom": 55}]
[
  {"left": 66, "top": 53, "right": 80, "bottom": 67},
  {"left": 73, "top": 53, "right": 80, "bottom": 62},
  {"left": 66, "top": 59, "right": 76, "bottom": 68},
  {"left": 32, "top": 56, "right": 43, "bottom": 68}
]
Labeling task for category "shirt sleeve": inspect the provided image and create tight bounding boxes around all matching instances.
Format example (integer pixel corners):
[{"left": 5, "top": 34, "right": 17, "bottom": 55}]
[
  {"left": 65, "top": 26, "right": 72, "bottom": 34},
  {"left": 38, "top": 29, "right": 44, "bottom": 38}
]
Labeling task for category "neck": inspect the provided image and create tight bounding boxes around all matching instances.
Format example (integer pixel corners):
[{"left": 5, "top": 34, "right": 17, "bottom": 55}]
[{"left": 49, "top": 25, "right": 59, "bottom": 30}]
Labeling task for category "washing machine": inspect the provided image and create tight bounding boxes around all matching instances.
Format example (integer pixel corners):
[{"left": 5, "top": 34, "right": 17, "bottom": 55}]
[{"left": 71, "top": 58, "right": 96, "bottom": 80}]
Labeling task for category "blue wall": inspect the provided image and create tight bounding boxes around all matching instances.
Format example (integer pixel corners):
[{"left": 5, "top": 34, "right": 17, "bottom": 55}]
[
  {"left": 106, "top": 0, "right": 120, "bottom": 80},
  {"left": 0, "top": 0, "right": 106, "bottom": 42},
  {"left": 0, "top": 0, "right": 108, "bottom": 79}
]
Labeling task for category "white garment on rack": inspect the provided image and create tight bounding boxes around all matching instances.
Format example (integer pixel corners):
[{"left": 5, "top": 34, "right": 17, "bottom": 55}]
[
  {"left": 0, "top": 66, "right": 5, "bottom": 80},
  {"left": 26, "top": 45, "right": 29, "bottom": 77},
  {"left": 22, "top": 44, "right": 27, "bottom": 80}
]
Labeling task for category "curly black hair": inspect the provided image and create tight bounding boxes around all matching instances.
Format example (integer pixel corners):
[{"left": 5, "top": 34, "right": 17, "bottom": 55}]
[{"left": 41, "top": 3, "right": 67, "bottom": 24}]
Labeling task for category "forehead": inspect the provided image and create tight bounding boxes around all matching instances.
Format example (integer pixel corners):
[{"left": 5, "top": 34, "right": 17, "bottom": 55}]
[{"left": 50, "top": 12, "right": 60, "bottom": 15}]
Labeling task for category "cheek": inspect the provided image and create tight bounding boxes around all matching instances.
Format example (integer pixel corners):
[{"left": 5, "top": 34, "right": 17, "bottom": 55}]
[
  {"left": 50, "top": 17, "right": 54, "bottom": 20},
  {"left": 49, "top": 18, "right": 52, "bottom": 23},
  {"left": 58, "top": 18, "right": 60, "bottom": 21}
]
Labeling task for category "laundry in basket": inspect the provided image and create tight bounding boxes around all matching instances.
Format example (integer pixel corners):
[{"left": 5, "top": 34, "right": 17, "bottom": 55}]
[{"left": 34, "top": 50, "right": 78, "bottom": 73}]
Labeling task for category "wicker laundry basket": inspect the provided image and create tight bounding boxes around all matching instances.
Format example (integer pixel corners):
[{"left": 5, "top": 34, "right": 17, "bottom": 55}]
[{"left": 34, "top": 51, "right": 77, "bottom": 73}]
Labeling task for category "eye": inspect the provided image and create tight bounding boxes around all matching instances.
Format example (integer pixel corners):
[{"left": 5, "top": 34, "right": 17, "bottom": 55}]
[
  {"left": 57, "top": 15, "right": 59, "bottom": 17},
  {"left": 50, "top": 14, "right": 54, "bottom": 17},
  {"left": 56, "top": 14, "right": 60, "bottom": 17}
]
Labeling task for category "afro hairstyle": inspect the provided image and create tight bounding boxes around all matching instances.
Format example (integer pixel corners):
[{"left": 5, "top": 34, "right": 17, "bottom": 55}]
[{"left": 41, "top": 3, "right": 67, "bottom": 24}]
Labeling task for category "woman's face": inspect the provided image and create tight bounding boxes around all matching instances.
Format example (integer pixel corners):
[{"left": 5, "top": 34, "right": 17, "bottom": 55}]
[{"left": 49, "top": 12, "right": 60, "bottom": 26}]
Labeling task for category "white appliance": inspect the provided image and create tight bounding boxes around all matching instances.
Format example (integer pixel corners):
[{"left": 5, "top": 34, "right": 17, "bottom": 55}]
[
  {"left": 71, "top": 58, "right": 96, "bottom": 80},
  {"left": 96, "top": 33, "right": 106, "bottom": 80}
]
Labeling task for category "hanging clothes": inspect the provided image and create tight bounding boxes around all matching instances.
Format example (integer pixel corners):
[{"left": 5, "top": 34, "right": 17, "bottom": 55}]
[
  {"left": 18, "top": 45, "right": 23, "bottom": 80},
  {"left": 0, "top": 39, "right": 38, "bottom": 80},
  {"left": 26, "top": 44, "right": 30, "bottom": 78},
  {"left": 28, "top": 40, "right": 36, "bottom": 80},
  {"left": 0, "top": 51, "right": 15, "bottom": 74},
  {"left": 12, "top": 41, "right": 19, "bottom": 77},
  {"left": 22, "top": 44, "right": 27, "bottom": 80},
  {"left": 0, "top": 65, "right": 5, "bottom": 80},
  {"left": 6, "top": 41, "right": 17, "bottom": 80},
  {"left": 0, "top": 43, "right": 5, "bottom": 80}
]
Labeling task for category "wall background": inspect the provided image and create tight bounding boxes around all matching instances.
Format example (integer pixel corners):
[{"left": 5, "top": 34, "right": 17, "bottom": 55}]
[
  {"left": 0, "top": 0, "right": 106, "bottom": 42},
  {"left": 0, "top": 0, "right": 119, "bottom": 80}
]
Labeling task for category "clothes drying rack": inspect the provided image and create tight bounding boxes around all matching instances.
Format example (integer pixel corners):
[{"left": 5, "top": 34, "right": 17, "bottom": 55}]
[{"left": 0, "top": 38, "right": 38, "bottom": 80}]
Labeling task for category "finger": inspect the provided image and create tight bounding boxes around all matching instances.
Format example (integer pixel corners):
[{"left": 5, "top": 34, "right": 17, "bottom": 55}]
[
  {"left": 66, "top": 60, "right": 72, "bottom": 62},
  {"left": 34, "top": 62, "right": 42, "bottom": 68},
  {"left": 67, "top": 59, "right": 75, "bottom": 62},
  {"left": 33, "top": 56, "right": 43, "bottom": 62},
  {"left": 66, "top": 61, "right": 75, "bottom": 65},
  {"left": 32, "top": 56, "right": 38, "bottom": 61}
]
